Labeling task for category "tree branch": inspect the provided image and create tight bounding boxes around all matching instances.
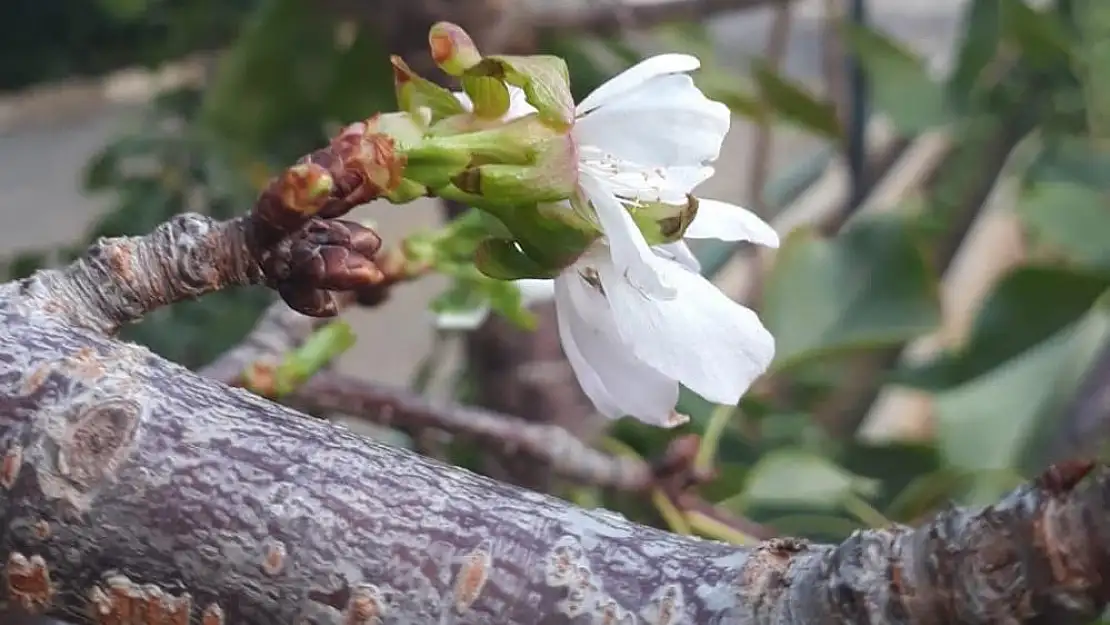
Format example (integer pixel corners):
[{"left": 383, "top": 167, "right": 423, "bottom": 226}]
[
  {"left": 18, "top": 119, "right": 402, "bottom": 339},
  {"left": 0, "top": 306, "right": 1108, "bottom": 625},
  {"left": 297, "top": 372, "right": 663, "bottom": 492},
  {"left": 198, "top": 298, "right": 675, "bottom": 494}
]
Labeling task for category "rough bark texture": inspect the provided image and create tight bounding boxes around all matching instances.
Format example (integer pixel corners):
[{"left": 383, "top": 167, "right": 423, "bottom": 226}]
[{"left": 1, "top": 218, "right": 1110, "bottom": 623}]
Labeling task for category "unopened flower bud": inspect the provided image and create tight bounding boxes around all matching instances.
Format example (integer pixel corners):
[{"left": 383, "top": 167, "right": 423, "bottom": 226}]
[
  {"left": 474, "top": 202, "right": 598, "bottom": 276},
  {"left": 467, "top": 55, "right": 575, "bottom": 130},
  {"left": 384, "top": 178, "right": 428, "bottom": 204},
  {"left": 450, "top": 134, "right": 577, "bottom": 207},
  {"left": 330, "top": 116, "right": 407, "bottom": 197},
  {"left": 279, "top": 163, "right": 334, "bottom": 217},
  {"left": 474, "top": 238, "right": 559, "bottom": 281},
  {"left": 390, "top": 55, "right": 467, "bottom": 123},
  {"left": 460, "top": 75, "right": 511, "bottom": 120},
  {"left": 429, "top": 22, "right": 482, "bottom": 76}
]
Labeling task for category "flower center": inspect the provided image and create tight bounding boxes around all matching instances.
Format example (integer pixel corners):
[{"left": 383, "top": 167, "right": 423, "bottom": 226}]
[{"left": 576, "top": 145, "right": 673, "bottom": 206}]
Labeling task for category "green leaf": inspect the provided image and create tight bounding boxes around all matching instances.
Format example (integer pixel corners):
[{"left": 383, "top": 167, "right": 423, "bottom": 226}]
[
  {"left": 840, "top": 22, "right": 951, "bottom": 133},
  {"left": 460, "top": 74, "right": 511, "bottom": 119},
  {"left": 709, "top": 87, "right": 764, "bottom": 119},
  {"left": 946, "top": 0, "right": 1002, "bottom": 111},
  {"left": 4, "top": 250, "right": 49, "bottom": 280},
  {"left": 471, "top": 55, "right": 575, "bottom": 129},
  {"left": 1015, "top": 181, "right": 1110, "bottom": 270},
  {"left": 998, "top": 0, "right": 1073, "bottom": 69},
  {"left": 474, "top": 238, "right": 560, "bottom": 281},
  {"left": 538, "top": 35, "right": 639, "bottom": 103},
  {"left": 270, "top": 320, "right": 356, "bottom": 397},
  {"left": 762, "top": 213, "right": 942, "bottom": 372},
  {"left": 1076, "top": 0, "right": 1110, "bottom": 139},
  {"left": 751, "top": 61, "right": 843, "bottom": 140},
  {"left": 1024, "top": 134, "right": 1110, "bottom": 191},
  {"left": 884, "top": 469, "right": 973, "bottom": 523},
  {"left": 199, "top": 0, "right": 342, "bottom": 162},
  {"left": 935, "top": 292, "right": 1110, "bottom": 486},
  {"left": 897, "top": 265, "right": 1110, "bottom": 390},
  {"left": 390, "top": 56, "right": 468, "bottom": 122},
  {"left": 732, "top": 449, "right": 880, "bottom": 510}
]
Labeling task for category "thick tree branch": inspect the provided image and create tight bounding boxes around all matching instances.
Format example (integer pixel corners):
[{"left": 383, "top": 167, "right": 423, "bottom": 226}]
[
  {"left": 199, "top": 298, "right": 676, "bottom": 493},
  {"left": 19, "top": 215, "right": 260, "bottom": 336},
  {"left": 0, "top": 299, "right": 1108, "bottom": 625},
  {"left": 19, "top": 119, "right": 402, "bottom": 341},
  {"left": 297, "top": 372, "right": 661, "bottom": 492},
  {"left": 202, "top": 299, "right": 776, "bottom": 539}
]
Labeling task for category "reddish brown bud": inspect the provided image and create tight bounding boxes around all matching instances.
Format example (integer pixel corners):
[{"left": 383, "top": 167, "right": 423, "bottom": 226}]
[
  {"left": 329, "top": 120, "right": 405, "bottom": 205},
  {"left": 278, "top": 283, "right": 340, "bottom": 317},
  {"left": 279, "top": 163, "right": 334, "bottom": 217},
  {"left": 429, "top": 22, "right": 481, "bottom": 75}
]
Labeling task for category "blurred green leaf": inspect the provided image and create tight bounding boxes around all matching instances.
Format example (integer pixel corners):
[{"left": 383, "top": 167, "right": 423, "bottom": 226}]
[
  {"left": 935, "top": 291, "right": 1110, "bottom": 489},
  {"left": 763, "top": 213, "right": 941, "bottom": 372},
  {"left": 837, "top": 440, "right": 942, "bottom": 510},
  {"left": 4, "top": 250, "right": 49, "bottom": 280},
  {"left": 1016, "top": 181, "right": 1110, "bottom": 269},
  {"left": 841, "top": 22, "right": 952, "bottom": 133},
  {"left": 1076, "top": 0, "right": 1110, "bottom": 139},
  {"left": 897, "top": 265, "right": 1110, "bottom": 390},
  {"left": 269, "top": 320, "right": 356, "bottom": 397},
  {"left": 96, "top": 0, "right": 153, "bottom": 20},
  {"left": 883, "top": 469, "right": 971, "bottom": 523},
  {"left": 999, "top": 0, "right": 1073, "bottom": 69},
  {"left": 751, "top": 61, "right": 843, "bottom": 140},
  {"left": 540, "top": 35, "right": 639, "bottom": 102},
  {"left": 199, "top": 0, "right": 351, "bottom": 163},
  {"left": 1025, "top": 135, "right": 1110, "bottom": 190},
  {"left": 732, "top": 448, "right": 880, "bottom": 511},
  {"left": 946, "top": 0, "right": 1002, "bottom": 110}
]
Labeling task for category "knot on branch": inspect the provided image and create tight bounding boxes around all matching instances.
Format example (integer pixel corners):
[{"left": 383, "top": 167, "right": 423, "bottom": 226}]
[{"left": 247, "top": 120, "right": 406, "bottom": 316}]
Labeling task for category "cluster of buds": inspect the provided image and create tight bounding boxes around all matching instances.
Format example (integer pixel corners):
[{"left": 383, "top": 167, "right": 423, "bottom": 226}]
[
  {"left": 253, "top": 21, "right": 702, "bottom": 315},
  {"left": 387, "top": 23, "right": 597, "bottom": 282}
]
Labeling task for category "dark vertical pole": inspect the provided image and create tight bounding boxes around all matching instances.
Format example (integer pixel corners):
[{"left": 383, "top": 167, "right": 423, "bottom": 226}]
[{"left": 846, "top": 0, "right": 869, "bottom": 208}]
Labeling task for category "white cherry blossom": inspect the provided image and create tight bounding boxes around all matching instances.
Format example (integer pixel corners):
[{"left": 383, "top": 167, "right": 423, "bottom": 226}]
[{"left": 441, "top": 54, "right": 780, "bottom": 426}]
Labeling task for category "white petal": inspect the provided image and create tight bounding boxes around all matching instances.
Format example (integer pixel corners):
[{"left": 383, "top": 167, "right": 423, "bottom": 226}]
[
  {"left": 599, "top": 255, "right": 775, "bottom": 405},
  {"left": 434, "top": 305, "right": 490, "bottom": 331},
  {"left": 576, "top": 54, "right": 702, "bottom": 115},
  {"left": 684, "top": 199, "right": 780, "bottom": 248},
  {"left": 579, "top": 172, "right": 675, "bottom": 298},
  {"left": 575, "top": 74, "right": 731, "bottom": 168},
  {"left": 654, "top": 241, "right": 702, "bottom": 273},
  {"left": 514, "top": 278, "right": 556, "bottom": 305},
  {"left": 554, "top": 273, "right": 680, "bottom": 425}
]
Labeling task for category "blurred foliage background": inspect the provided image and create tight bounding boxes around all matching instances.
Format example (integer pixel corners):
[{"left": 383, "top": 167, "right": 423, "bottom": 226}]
[{"left": 3, "top": 0, "right": 1110, "bottom": 612}]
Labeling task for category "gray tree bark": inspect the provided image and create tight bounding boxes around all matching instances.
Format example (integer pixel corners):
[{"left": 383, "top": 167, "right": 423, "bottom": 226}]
[{"left": 0, "top": 122, "right": 1108, "bottom": 624}]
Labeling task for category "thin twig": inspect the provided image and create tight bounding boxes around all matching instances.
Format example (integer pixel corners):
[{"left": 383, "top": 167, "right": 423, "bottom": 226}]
[{"left": 295, "top": 371, "right": 663, "bottom": 491}]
